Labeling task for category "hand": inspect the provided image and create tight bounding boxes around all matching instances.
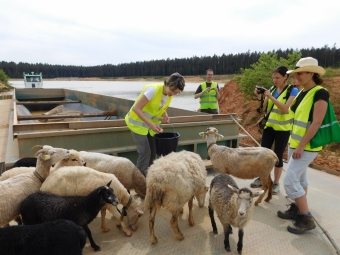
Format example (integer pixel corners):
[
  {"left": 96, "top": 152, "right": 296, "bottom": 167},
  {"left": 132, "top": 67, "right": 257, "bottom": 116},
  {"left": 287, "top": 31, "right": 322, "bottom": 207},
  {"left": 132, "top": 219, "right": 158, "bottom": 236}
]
[
  {"left": 292, "top": 147, "right": 304, "bottom": 159},
  {"left": 151, "top": 124, "right": 163, "bottom": 134},
  {"left": 205, "top": 87, "right": 211, "bottom": 93},
  {"left": 162, "top": 114, "right": 170, "bottom": 124}
]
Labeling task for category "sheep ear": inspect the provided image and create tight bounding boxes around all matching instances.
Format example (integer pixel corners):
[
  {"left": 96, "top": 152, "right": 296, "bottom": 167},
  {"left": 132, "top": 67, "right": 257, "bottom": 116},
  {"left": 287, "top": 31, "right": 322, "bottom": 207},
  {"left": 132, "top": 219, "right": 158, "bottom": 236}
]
[
  {"left": 252, "top": 190, "right": 265, "bottom": 198},
  {"left": 217, "top": 134, "right": 224, "bottom": 141},
  {"left": 227, "top": 184, "right": 239, "bottom": 193},
  {"left": 43, "top": 155, "right": 51, "bottom": 161},
  {"left": 106, "top": 180, "right": 112, "bottom": 187},
  {"left": 34, "top": 149, "right": 44, "bottom": 157},
  {"left": 199, "top": 132, "right": 205, "bottom": 138},
  {"left": 31, "top": 145, "right": 43, "bottom": 150}
]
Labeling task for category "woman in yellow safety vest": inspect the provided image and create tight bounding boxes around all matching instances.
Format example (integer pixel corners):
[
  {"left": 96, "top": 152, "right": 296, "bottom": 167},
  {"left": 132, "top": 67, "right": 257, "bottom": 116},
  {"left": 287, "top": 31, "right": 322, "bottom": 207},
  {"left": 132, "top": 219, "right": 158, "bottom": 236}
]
[
  {"left": 125, "top": 73, "right": 185, "bottom": 176},
  {"left": 277, "top": 57, "right": 329, "bottom": 235},
  {"left": 251, "top": 66, "right": 299, "bottom": 195}
]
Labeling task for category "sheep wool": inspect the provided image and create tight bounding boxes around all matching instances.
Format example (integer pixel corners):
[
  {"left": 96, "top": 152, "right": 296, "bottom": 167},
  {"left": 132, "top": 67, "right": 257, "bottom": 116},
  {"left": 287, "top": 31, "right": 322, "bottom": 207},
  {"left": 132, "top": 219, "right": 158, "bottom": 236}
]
[
  {"left": 79, "top": 151, "right": 146, "bottom": 198},
  {"left": 145, "top": 150, "right": 208, "bottom": 244},
  {"left": 40, "top": 166, "right": 144, "bottom": 236}
]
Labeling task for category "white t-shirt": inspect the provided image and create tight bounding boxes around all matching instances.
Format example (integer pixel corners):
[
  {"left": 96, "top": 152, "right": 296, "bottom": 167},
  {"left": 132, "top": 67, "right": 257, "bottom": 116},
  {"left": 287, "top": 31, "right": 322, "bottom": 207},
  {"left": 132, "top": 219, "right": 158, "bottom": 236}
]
[{"left": 144, "top": 86, "right": 168, "bottom": 109}]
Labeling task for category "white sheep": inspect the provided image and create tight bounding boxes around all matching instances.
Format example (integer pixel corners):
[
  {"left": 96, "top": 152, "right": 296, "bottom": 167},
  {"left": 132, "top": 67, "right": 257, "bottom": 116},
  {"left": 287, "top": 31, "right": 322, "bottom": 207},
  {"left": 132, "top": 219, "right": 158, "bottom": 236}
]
[
  {"left": 40, "top": 166, "right": 144, "bottom": 236},
  {"left": 79, "top": 151, "right": 146, "bottom": 198},
  {"left": 0, "top": 149, "right": 86, "bottom": 181},
  {"left": 209, "top": 174, "right": 263, "bottom": 254},
  {"left": 144, "top": 150, "right": 208, "bottom": 244},
  {"left": 199, "top": 127, "right": 278, "bottom": 205},
  {"left": 0, "top": 146, "right": 70, "bottom": 227}
]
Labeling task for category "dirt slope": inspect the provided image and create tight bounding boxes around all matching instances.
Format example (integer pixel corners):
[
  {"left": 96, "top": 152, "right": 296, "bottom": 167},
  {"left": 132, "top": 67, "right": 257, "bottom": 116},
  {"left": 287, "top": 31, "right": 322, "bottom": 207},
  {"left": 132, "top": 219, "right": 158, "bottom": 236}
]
[{"left": 218, "top": 78, "right": 340, "bottom": 171}]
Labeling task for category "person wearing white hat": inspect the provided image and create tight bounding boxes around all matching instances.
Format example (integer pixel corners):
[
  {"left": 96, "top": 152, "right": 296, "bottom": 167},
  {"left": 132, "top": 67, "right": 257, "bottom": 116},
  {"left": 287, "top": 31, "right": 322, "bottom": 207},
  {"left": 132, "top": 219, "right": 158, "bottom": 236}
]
[{"left": 277, "top": 57, "right": 329, "bottom": 234}]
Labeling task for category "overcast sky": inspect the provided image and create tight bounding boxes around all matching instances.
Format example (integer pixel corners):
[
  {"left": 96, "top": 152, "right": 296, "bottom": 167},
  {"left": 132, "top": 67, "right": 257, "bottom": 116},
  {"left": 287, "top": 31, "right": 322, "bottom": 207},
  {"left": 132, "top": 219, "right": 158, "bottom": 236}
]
[{"left": 1, "top": 0, "right": 339, "bottom": 67}]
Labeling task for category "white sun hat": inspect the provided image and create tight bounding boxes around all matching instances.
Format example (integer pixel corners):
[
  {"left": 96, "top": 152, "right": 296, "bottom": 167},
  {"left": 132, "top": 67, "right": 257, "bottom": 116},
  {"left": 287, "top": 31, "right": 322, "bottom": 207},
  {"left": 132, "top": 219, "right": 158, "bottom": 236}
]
[{"left": 287, "top": 57, "right": 326, "bottom": 76}]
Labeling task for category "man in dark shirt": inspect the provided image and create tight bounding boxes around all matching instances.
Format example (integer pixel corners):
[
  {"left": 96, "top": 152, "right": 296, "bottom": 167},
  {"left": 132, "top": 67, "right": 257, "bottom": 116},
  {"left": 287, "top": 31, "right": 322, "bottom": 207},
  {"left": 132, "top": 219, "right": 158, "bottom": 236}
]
[{"left": 194, "top": 69, "right": 220, "bottom": 114}]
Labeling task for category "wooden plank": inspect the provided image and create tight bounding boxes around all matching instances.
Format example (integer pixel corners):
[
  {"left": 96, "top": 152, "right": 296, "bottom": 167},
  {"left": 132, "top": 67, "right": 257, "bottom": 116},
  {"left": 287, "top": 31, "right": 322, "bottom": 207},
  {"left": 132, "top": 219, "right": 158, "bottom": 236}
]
[
  {"left": 17, "top": 110, "right": 118, "bottom": 120},
  {"left": 16, "top": 100, "right": 81, "bottom": 105}
]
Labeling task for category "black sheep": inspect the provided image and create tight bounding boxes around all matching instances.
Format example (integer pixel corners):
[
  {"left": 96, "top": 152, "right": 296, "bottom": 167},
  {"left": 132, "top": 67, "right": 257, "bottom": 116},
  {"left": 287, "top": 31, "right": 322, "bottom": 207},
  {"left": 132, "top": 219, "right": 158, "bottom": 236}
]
[
  {"left": 12, "top": 157, "right": 37, "bottom": 168},
  {"left": 0, "top": 219, "right": 86, "bottom": 255},
  {"left": 20, "top": 181, "right": 118, "bottom": 252}
]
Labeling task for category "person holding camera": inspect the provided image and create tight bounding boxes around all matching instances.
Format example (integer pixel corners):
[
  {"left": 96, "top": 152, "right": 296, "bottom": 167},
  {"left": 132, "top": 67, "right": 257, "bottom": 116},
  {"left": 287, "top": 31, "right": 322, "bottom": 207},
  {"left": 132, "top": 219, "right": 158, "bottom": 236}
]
[
  {"left": 251, "top": 66, "right": 299, "bottom": 194},
  {"left": 194, "top": 69, "right": 220, "bottom": 114}
]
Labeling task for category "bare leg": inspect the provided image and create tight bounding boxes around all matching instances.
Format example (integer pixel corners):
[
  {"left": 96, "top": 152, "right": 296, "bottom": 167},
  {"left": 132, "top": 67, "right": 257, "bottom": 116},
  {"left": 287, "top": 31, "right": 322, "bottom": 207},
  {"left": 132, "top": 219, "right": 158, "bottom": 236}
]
[
  {"left": 295, "top": 194, "right": 309, "bottom": 214},
  {"left": 149, "top": 207, "right": 158, "bottom": 244},
  {"left": 170, "top": 214, "right": 184, "bottom": 241},
  {"left": 188, "top": 197, "right": 195, "bottom": 226},
  {"left": 274, "top": 166, "right": 283, "bottom": 184}
]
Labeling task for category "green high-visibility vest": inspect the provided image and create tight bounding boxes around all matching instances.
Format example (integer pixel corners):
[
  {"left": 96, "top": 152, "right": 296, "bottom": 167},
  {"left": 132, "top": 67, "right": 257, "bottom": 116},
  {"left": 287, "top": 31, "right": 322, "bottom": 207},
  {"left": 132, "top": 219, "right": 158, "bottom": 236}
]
[{"left": 199, "top": 82, "right": 218, "bottom": 110}]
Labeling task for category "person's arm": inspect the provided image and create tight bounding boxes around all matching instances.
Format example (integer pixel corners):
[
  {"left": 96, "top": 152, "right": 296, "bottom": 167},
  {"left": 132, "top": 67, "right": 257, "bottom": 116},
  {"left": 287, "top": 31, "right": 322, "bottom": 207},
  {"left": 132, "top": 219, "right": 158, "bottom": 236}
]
[
  {"left": 132, "top": 95, "right": 162, "bottom": 134},
  {"left": 292, "top": 99, "right": 328, "bottom": 159},
  {"left": 215, "top": 84, "right": 220, "bottom": 100},
  {"left": 266, "top": 92, "right": 294, "bottom": 113},
  {"left": 162, "top": 111, "right": 170, "bottom": 124},
  {"left": 194, "top": 85, "right": 210, "bottom": 99}
]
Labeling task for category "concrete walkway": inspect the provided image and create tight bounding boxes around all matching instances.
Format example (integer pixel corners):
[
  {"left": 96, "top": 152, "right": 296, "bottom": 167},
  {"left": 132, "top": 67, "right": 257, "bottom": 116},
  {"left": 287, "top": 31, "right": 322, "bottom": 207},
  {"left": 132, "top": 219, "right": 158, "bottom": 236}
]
[{"left": 81, "top": 164, "right": 340, "bottom": 255}]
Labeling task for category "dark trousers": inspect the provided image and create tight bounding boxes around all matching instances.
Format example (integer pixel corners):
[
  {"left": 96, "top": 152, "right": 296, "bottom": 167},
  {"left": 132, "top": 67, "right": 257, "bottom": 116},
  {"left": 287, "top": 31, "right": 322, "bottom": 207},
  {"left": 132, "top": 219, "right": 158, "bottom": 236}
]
[
  {"left": 131, "top": 132, "right": 156, "bottom": 175},
  {"left": 200, "top": 109, "right": 218, "bottom": 114},
  {"left": 261, "top": 127, "right": 290, "bottom": 167}
]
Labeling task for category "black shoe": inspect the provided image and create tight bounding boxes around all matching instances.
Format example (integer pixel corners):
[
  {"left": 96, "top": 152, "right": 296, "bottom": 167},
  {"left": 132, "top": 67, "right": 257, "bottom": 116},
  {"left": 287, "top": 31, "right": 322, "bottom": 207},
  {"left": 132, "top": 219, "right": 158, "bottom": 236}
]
[
  {"left": 287, "top": 213, "right": 316, "bottom": 234},
  {"left": 277, "top": 203, "right": 299, "bottom": 220}
]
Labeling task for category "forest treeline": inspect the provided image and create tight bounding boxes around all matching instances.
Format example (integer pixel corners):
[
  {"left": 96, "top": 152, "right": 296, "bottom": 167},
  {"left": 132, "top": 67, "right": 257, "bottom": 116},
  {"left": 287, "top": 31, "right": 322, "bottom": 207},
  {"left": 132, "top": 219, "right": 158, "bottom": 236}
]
[{"left": 1, "top": 44, "right": 339, "bottom": 79}]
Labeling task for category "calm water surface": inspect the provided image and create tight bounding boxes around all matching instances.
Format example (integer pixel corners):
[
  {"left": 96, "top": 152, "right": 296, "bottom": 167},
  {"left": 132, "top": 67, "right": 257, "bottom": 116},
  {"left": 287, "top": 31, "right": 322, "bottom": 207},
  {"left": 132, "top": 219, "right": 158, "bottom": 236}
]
[{"left": 9, "top": 80, "right": 201, "bottom": 111}]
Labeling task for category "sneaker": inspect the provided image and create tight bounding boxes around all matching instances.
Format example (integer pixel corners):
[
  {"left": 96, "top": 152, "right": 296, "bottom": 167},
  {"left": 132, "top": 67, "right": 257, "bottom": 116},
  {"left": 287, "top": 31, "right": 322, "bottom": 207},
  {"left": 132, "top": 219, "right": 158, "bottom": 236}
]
[
  {"left": 277, "top": 203, "right": 299, "bottom": 220},
  {"left": 250, "top": 177, "right": 262, "bottom": 188},
  {"left": 287, "top": 213, "right": 316, "bottom": 234},
  {"left": 272, "top": 183, "right": 280, "bottom": 194}
]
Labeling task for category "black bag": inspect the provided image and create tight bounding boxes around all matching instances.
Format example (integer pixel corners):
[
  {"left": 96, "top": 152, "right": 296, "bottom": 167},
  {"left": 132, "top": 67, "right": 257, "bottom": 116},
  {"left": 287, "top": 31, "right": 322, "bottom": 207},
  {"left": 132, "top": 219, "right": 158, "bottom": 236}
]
[{"left": 257, "top": 116, "right": 268, "bottom": 134}]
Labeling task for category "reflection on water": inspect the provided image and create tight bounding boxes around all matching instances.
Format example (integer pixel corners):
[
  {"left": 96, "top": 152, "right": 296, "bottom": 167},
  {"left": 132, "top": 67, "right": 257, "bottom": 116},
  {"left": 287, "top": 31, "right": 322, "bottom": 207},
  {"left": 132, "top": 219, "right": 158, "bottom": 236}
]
[{"left": 9, "top": 80, "right": 201, "bottom": 111}]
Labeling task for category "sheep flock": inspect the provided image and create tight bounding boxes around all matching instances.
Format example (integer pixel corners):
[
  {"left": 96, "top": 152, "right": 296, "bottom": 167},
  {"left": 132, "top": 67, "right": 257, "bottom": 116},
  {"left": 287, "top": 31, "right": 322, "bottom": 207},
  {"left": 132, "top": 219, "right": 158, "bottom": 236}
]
[{"left": 1, "top": 126, "right": 282, "bottom": 254}]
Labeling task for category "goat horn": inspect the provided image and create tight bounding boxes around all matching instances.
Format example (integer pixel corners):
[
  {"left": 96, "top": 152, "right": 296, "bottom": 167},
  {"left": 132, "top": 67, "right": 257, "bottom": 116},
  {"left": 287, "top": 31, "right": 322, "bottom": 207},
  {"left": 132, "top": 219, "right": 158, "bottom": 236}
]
[{"left": 31, "top": 145, "right": 43, "bottom": 150}]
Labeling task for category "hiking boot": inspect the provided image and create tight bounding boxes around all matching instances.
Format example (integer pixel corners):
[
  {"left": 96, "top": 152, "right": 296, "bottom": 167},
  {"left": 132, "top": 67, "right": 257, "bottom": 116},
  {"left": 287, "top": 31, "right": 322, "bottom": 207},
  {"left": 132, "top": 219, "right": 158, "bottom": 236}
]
[
  {"left": 287, "top": 213, "right": 316, "bottom": 234},
  {"left": 277, "top": 203, "right": 299, "bottom": 220},
  {"left": 250, "top": 177, "right": 262, "bottom": 188},
  {"left": 272, "top": 183, "right": 280, "bottom": 195}
]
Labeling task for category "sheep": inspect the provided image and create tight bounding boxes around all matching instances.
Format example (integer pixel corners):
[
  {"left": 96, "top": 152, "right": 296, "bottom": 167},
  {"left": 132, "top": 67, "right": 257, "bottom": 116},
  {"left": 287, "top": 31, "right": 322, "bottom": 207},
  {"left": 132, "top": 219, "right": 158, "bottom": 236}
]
[
  {"left": 199, "top": 127, "right": 278, "bottom": 205},
  {"left": 20, "top": 181, "right": 118, "bottom": 252},
  {"left": 144, "top": 150, "right": 208, "bottom": 244},
  {"left": 79, "top": 150, "right": 146, "bottom": 198},
  {"left": 0, "top": 146, "right": 70, "bottom": 227},
  {"left": 0, "top": 219, "right": 86, "bottom": 255},
  {"left": 0, "top": 149, "right": 86, "bottom": 181},
  {"left": 10, "top": 145, "right": 54, "bottom": 168},
  {"left": 208, "top": 174, "right": 264, "bottom": 254},
  {"left": 40, "top": 166, "right": 144, "bottom": 236}
]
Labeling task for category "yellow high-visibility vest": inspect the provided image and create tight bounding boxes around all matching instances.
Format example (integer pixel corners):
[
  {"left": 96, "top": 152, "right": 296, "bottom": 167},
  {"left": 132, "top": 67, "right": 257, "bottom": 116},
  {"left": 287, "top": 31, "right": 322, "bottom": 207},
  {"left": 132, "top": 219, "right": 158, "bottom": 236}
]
[
  {"left": 125, "top": 84, "right": 171, "bottom": 136},
  {"left": 199, "top": 82, "right": 218, "bottom": 110},
  {"left": 266, "top": 85, "right": 294, "bottom": 131},
  {"left": 289, "top": 85, "right": 324, "bottom": 151}
]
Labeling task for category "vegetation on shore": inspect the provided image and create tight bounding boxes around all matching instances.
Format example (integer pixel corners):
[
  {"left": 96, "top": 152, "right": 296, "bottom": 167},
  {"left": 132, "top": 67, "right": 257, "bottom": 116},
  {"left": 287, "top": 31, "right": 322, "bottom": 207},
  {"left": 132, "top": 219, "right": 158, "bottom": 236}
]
[{"left": 0, "top": 70, "right": 13, "bottom": 92}]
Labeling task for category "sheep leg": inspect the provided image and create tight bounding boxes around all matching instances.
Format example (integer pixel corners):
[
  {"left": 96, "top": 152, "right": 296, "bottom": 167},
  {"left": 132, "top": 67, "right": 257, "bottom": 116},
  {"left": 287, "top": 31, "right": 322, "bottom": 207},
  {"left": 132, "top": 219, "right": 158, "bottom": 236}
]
[
  {"left": 149, "top": 207, "right": 158, "bottom": 244},
  {"left": 223, "top": 223, "right": 232, "bottom": 252},
  {"left": 100, "top": 208, "right": 110, "bottom": 232},
  {"left": 170, "top": 214, "right": 184, "bottom": 241},
  {"left": 237, "top": 228, "right": 244, "bottom": 254},
  {"left": 82, "top": 224, "right": 100, "bottom": 251},
  {"left": 109, "top": 207, "right": 132, "bottom": 237},
  {"left": 188, "top": 197, "right": 195, "bottom": 226},
  {"left": 208, "top": 206, "right": 218, "bottom": 234},
  {"left": 264, "top": 175, "right": 273, "bottom": 203},
  {"left": 255, "top": 176, "right": 269, "bottom": 206}
]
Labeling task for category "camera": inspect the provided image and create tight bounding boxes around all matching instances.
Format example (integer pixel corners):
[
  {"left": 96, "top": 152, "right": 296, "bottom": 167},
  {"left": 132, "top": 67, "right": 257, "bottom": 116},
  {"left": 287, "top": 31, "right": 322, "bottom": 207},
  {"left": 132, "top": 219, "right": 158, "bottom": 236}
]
[{"left": 256, "top": 87, "right": 266, "bottom": 94}]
